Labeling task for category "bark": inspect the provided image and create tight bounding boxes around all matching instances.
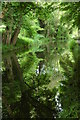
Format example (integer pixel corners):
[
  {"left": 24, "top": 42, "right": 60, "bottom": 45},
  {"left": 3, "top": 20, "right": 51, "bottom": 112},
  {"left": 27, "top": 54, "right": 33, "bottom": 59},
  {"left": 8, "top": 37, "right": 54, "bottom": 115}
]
[
  {"left": 2, "top": 96, "right": 13, "bottom": 117},
  {"left": 3, "top": 55, "right": 16, "bottom": 101},
  {"left": 4, "top": 56, "right": 14, "bottom": 81},
  {"left": 11, "top": 18, "right": 22, "bottom": 46},
  {"left": 11, "top": 53, "right": 26, "bottom": 93},
  {"left": 6, "top": 30, "right": 10, "bottom": 45},
  {"left": 2, "top": 32, "right": 6, "bottom": 44},
  {"left": 4, "top": 20, "right": 13, "bottom": 45},
  {"left": 11, "top": 27, "right": 20, "bottom": 45},
  {"left": 3, "top": 8, "right": 13, "bottom": 45}
]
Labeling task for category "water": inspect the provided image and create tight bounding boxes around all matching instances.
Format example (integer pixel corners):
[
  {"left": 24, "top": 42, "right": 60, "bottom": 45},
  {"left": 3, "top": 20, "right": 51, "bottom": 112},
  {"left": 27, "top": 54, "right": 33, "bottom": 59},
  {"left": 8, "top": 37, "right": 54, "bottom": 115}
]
[{"left": 2, "top": 41, "right": 80, "bottom": 119}]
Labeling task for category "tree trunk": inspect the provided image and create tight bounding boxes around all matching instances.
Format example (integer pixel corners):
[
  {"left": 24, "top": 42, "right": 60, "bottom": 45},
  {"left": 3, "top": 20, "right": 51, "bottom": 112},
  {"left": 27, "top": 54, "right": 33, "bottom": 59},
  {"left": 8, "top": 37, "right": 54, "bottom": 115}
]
[
  {"left": 11, "top": 53, "right": 26, "bottom": 93},
  {"left": 11, "top": 19, "right": 22, "bottom": 46},
  {"left": 2, "top": 96, "right": 13, "bottom": 117},
  {"left": 6, "top": 30, "right": 10, "bottom": 45},
  {"left": 11, "top": 27, "right": 20, "bottom": 45},
  {"left": 2, "top": 32, "right": 6, "bottom": 44},
  {"left": 4, "top": 56, "right": 14, "bottom": 81}
]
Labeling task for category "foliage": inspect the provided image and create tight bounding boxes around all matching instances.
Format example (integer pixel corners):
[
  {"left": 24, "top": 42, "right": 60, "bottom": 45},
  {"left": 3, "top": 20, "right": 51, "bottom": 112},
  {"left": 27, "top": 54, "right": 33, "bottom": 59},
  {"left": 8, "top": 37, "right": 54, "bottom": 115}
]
[
  {"left": 2, "top": 39, "right": 28, "bottom": 53},
  {"left": 60, "top": 2, "right": 80, "bottom": 40},
  {"left": 2, "top": 2, "right": 80, "bottom": 119},
  {"left": 59, "top": 41, "right": 80, "bottom": 118}
]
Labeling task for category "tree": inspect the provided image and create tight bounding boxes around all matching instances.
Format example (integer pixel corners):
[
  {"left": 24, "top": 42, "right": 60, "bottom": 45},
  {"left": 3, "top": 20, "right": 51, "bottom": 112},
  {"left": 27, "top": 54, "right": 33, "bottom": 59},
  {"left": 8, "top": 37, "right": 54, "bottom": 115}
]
[
  {"left": 60, "top": 2, "right": 80, "bottom": 42},
  {"left": 2, "top": 2, "right": 37, "bottom": 45},
  {"left": 59, "top": 41, "right": 80, "bottom": 118}
]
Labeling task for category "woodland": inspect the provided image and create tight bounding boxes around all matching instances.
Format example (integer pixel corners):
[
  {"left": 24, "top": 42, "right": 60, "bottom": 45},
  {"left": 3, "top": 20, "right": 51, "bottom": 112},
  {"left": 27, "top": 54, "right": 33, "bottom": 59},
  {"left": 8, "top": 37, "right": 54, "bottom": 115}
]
[{"left": 0, "top": 2, "right": 80, "bottom": 119}]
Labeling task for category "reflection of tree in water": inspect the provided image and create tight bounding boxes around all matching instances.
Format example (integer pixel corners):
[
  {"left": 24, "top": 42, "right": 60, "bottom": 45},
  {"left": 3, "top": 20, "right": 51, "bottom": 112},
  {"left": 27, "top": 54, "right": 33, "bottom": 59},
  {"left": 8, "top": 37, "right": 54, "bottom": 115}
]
[
  {"left": 2, "top": 52, "right": 58, "bottom": 119},
  {"left": 14, "top": 87, "right": 57, "bottom": 119},
  {"left": 58, "top": 46, "right": 80, "bottom": 118}
]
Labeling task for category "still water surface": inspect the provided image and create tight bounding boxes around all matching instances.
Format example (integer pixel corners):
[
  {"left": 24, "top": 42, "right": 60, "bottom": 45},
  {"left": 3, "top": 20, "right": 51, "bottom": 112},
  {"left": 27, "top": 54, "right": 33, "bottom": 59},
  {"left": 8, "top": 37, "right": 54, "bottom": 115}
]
[{"left": 2, "top": 42, "right": 80, "bottom": 119}]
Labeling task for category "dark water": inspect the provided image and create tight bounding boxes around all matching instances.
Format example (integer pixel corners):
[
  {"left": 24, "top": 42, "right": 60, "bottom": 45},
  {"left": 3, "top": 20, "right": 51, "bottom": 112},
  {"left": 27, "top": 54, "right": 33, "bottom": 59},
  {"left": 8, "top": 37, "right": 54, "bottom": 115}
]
[{"left": 2, "top": 42, "right": 80, "bottom": 119}]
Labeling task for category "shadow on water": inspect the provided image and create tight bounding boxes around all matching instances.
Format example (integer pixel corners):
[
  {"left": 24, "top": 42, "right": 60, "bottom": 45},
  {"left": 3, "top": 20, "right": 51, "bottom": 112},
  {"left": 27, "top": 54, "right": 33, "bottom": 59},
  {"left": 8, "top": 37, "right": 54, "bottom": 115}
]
[
  {"left": 2, "top": 42, "right": 80, "bottom": 119},
  {"left": 2, "top": 51, "right": 58, "bottom": 119},
  {"left": 57, "top": 46, "right": 80, "bottom": 118}
]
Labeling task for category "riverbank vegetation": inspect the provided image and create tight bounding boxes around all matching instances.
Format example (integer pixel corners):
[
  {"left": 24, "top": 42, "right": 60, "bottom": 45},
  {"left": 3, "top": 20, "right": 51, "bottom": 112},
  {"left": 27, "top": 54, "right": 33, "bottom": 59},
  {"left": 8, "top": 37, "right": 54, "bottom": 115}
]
[
  {"left": 1, "top": 2, "right": 80, "bottom": 119},
  {"left": 1, "top": 2, "right": 79, "bottom": 52}
]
